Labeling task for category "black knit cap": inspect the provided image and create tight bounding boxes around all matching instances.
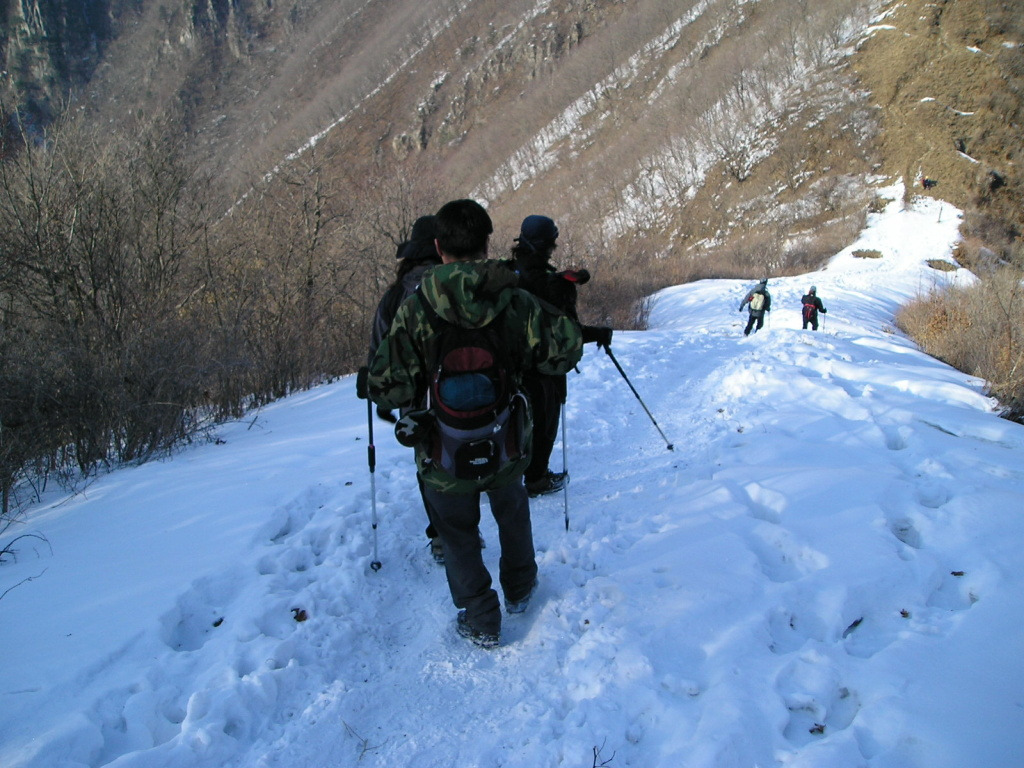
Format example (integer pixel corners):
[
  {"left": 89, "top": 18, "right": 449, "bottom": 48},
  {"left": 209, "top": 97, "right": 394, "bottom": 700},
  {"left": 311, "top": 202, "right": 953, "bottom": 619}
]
[
  {"left": 515, "top": 215, "right": 559, "bottom": 252},
  {"left": 397, "top": 215, "right": 438, "bottom": 260}
]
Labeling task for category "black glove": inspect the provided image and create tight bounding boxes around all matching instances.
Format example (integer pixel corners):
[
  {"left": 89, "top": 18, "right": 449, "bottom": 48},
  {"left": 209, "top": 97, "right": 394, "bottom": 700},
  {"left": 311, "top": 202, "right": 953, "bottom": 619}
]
[
  {"left": 558, "top": 269, "right": 591, "bottom": 285},
  {"left": 356, "top": 367, "right": 369, "bottom": 399},
  {"left": 822, "top": 308, "right": 828, "bottom": 314},
  {"left": 583, "top": 325, "right": 613, "bottom": 349},
  {"left": 394, "top": 410, "right": 433, "bottom": 447},
  {"left": 376, "top": 405, "right": 398, "bottom": 423}
]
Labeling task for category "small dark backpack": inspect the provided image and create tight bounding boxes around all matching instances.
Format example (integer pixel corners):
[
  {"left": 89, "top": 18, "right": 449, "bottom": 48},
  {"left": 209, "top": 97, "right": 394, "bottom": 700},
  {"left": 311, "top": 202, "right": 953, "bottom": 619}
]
[{"left": 416, "top": 289, "right": 528, "bottom": 480}]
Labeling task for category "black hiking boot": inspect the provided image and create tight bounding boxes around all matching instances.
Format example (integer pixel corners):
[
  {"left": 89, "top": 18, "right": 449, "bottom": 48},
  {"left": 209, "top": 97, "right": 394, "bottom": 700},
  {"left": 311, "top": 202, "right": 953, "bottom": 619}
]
[
  {"left": 456, "top": 611, "right": 500, "bottom": 649},
  {"left": 505, "top": 579, "right": 538, "bottom": 615},
  {"left": 429, "top": 536, "right": 445, "bottom": 565},
  {"left": 526, "top": 471, "right": 568, "bottom": 497}
]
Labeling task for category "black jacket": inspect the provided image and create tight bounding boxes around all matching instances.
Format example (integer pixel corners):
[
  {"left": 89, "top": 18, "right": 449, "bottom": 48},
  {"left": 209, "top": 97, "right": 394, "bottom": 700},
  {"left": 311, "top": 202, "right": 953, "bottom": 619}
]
[{"left": 801, "top": 293, "right": 826, "bottom": 319}]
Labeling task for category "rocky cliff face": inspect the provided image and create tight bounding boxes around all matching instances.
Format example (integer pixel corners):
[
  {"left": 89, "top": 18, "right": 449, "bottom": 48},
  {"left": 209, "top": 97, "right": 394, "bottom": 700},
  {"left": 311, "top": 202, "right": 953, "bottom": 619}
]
[
  {"left": 2, "top": 0, "right": 115, "bottom": 129},
  {"left": 1, "top": 0, "right": 266, "bottom": 136}
]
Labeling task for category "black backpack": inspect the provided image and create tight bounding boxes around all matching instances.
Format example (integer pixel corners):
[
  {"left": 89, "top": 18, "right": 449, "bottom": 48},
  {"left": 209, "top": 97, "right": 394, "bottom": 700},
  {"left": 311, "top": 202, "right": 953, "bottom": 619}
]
[
  {"left": 416, "top": 289, "right": 529, "bottom": 480},
  {"left": 802, "top": 298, "right": 816, "bottom": 321}
]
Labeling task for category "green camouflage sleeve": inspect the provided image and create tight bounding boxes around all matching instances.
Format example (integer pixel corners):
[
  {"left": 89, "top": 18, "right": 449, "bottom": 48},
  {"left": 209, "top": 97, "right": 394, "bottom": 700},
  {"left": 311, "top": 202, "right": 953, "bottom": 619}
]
[{"left": 366, "top": 300, "right": 428, "bottom": 410}]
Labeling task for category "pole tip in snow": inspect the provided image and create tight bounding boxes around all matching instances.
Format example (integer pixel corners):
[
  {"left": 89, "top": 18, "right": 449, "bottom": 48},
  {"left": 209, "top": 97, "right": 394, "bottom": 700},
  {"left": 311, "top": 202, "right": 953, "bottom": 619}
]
[
  {"left": 667, "top": 444, "right": 674, "bottom": 451},
  {"left": 371, "top": 560, "right": 382, "bottom": 572}
]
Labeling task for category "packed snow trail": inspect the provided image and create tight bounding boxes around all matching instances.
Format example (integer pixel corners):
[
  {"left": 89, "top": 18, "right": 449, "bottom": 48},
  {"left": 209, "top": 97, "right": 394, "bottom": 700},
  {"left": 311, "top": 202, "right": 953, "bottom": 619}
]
[{"left": 1, "top": 186, "right": 1023, "bottom": 768}]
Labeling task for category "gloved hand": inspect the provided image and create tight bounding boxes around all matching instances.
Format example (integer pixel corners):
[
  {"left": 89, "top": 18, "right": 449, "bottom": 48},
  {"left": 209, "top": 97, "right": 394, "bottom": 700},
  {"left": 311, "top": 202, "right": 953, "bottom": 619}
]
[
  {"left": 394, "top": 410, "right": 434, "bottom": 447},
  {"left": 376, "top": 405, "right": 398, "bottom": 423},
  {"left": 822, "top": 308, "right": 828, "bottom": 314},
  {"left": 356, "top": 367, "right": 369, "bottom": 399},
  {"left": 558, "top": 269, "right": 591, "bottom": 285},
  {"left": 582, "top": 325, "right": 613, "bottom": 349}
]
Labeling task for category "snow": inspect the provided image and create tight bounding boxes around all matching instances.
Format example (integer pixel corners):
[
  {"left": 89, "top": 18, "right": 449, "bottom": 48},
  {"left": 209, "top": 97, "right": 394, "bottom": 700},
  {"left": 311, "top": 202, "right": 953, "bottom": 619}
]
[{"left": 2, "top": 184, "right": 1023, "bottom": 767}]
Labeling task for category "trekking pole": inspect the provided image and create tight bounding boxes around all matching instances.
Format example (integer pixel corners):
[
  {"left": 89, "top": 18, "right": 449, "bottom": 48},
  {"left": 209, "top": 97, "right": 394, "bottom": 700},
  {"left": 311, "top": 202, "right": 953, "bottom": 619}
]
[
  {"left": 604, "top": 346, "right": 674, "bottom": 451},
  {"left": 366, "top": 398, "right": 382, "bottom": 571},
  {"left": 561, "top": 402, "right": 569, "bottom": 531}
]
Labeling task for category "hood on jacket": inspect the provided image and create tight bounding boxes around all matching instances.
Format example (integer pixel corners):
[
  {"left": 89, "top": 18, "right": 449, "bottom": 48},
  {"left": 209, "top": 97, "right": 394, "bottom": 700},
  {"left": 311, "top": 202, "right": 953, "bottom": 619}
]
[
  {"left": 418, "top": 261, "right": 518, "bottom": 328},
  {"left": 399, "top": 262, "right": 436, "bottom": 294}
]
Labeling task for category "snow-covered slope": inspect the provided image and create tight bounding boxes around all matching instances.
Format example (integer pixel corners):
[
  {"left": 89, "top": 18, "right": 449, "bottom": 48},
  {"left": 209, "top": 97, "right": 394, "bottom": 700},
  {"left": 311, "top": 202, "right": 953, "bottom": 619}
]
[{"left": 2, "top": 185, "right": 1022, "bottom": 768}]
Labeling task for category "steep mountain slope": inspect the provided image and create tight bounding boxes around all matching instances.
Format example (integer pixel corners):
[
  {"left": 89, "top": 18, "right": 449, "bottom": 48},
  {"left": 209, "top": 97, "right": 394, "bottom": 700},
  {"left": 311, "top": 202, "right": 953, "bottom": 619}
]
[
  {"left": 851, "top": 0, "right": 1024, "bottom": 251},
  {"left": 4, "top": 0, "right": 878, "bottom": 259},
  {"left": 3, "top": 0, "right": 1021, "bottom": 270}
]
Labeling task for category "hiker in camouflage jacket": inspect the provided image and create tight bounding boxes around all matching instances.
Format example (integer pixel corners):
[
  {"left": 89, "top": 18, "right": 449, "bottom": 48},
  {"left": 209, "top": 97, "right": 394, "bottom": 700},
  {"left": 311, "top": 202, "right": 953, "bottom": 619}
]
[{"left": 367, "top": 199, "right": 583, "bottom": 647}]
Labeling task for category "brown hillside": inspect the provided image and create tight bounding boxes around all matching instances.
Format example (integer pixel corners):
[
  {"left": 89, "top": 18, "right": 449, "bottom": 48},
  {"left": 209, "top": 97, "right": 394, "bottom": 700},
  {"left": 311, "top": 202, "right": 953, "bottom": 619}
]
[{"left": 852, "top": 0, "right": 1024, "bottom": 254}]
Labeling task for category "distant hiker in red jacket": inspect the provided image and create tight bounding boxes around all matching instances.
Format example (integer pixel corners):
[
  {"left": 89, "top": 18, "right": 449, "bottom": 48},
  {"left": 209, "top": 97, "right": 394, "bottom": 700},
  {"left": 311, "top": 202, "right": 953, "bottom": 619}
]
[{"left": 801, "top": 286, "right": 827, "bottom": 331}]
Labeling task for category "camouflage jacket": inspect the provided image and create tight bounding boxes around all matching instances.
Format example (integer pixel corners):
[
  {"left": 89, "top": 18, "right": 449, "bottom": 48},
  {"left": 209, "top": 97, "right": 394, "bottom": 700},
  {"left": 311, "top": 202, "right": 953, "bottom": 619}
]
[{"left": 367, "top": 259, "right": 583, "bottom": 492}]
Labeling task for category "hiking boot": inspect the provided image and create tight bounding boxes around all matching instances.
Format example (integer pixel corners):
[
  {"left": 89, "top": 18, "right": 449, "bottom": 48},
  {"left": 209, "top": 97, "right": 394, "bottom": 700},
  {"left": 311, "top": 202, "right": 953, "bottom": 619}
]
[
  {"left": 526, "top": 471, "right": 568, "bottom": 497},
  {"left": 456, "top": 611, "right": 500, "bottom": 649},
  {"left": 429, "top": 536, "right": 445, "bottom": 565},
  {"left": 505, "top": 579, "right": 538, "bottom": 615}
]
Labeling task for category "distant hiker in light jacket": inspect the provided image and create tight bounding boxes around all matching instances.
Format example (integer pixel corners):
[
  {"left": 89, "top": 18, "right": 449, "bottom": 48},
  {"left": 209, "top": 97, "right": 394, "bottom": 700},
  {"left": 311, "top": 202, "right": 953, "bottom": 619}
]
[
  {"left": 366, "top": 214, "right": 446, "bottom": 563},
  {"left": 506, "top": 214, "right": 612, "bottom": 498},
  {"left": 739, "top": 279, "right": 771, "bottom": 336},
  {"left": 366, "top": 199, "right": 583, "bottom": 650},
  {"left": 801, "top": 285, "right": 827, "bottom": 331}
]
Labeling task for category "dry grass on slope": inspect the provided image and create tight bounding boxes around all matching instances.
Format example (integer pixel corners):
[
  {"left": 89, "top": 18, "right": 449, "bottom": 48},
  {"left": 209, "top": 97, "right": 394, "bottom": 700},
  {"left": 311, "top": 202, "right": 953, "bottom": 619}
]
[
  {"left": 897, "top": 264, "right": 1024, "bottom": 420},
  {"left": 862, "top": 0, "right": 1024, "bottom": 420}
]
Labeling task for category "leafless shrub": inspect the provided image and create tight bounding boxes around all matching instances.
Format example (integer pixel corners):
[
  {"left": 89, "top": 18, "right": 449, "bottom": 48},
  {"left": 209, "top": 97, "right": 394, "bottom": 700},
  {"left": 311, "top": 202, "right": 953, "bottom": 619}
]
[
  {"left": 0, "top": 107, "right": 412, "bottom": 516},
  {"left": 565, "top": 240, "right": 661, "bottom": 331},
  {"left": 897, "top": 267, "right": 1024, "bottom": 420},
  {"left": 0, "top": 113, "right": 217, "bottom": 510}
]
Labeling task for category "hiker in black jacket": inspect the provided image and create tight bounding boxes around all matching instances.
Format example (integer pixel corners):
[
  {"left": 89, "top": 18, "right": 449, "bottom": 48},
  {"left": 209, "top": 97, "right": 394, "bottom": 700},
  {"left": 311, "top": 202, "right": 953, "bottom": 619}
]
[
  {"left": 801, "top": 286, "right": 827, "bottom": 331},
  {"left": 508, "top": 215, "right": 612, "bottom": 497},
  {"left": 367, "top": 214, "right": 446, "bottom": 562},
  {"left": 369, "top": 215, "right": 441, "bottom": 367},
  {"left": 739, "top": 278, "right": 771, "bottom": 336}
]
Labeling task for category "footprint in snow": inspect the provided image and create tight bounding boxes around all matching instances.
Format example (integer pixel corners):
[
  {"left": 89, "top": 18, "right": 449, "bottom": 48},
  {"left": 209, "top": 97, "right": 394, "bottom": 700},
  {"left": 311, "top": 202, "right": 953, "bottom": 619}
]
[
  {"left": 160, "top": 574, "right": 238, "bottom": 652},
  {"left": 745, "top": 523, "right": 828, "bottom": 583},
  {"left": 776, "top": 655, "right": 861, "bottom": 746}
]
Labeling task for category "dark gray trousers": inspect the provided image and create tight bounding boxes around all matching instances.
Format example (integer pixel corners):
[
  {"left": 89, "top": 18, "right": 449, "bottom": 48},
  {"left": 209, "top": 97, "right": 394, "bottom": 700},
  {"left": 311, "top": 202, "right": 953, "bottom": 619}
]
[
  {"left": 422, "top": 480, "right": 537, "bottom": 635},
  {"left": 744, "top": 311, "right": 765, "bottom": 335}
]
